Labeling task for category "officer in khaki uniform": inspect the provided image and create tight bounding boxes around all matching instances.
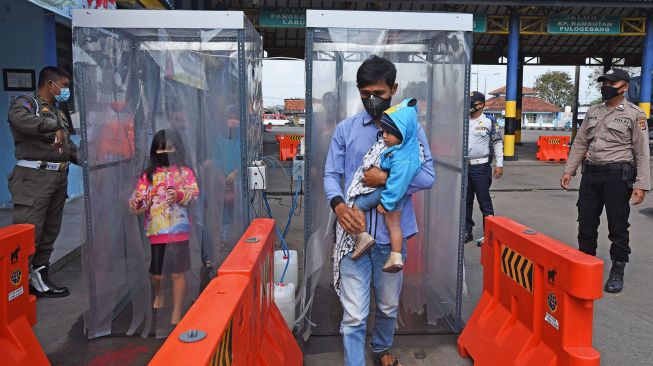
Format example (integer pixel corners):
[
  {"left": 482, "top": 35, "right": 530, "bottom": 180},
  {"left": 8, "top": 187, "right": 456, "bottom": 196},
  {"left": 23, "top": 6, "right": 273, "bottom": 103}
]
[
  {"left": 7, "top": 66, "right": 78, "bottom": 298},
  {"left": 561, "top": 68, "right": 650, "bottom": 293}
]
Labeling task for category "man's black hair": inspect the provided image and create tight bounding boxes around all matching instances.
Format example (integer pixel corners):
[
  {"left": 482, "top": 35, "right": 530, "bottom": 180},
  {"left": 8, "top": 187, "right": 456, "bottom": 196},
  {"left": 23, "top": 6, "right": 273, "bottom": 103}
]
[
  {"left": 38, "top": 66, "right": 71, "bottom": 88},
  {"left": 356, "top": 55, "right": 397, "bottom": 88}
]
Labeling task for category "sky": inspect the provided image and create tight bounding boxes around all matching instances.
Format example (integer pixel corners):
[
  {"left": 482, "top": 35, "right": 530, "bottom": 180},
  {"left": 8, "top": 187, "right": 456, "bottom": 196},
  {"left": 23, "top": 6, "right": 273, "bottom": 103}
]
[{"left": 262, "top": 59, "right": 614, "bottom": 108}]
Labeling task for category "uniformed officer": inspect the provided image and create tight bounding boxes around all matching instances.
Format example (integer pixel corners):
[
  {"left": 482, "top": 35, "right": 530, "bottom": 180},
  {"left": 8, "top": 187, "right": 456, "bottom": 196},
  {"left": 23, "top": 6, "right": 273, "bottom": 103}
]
[
  {"left": 465, "top": 91, "right": 504, "bottom": 246},
  {"left": 7, "top": 66, "right": 78, "bottom": 298},
  {"left": 561, "top": 68, "right": 650, "bottom": 293}
]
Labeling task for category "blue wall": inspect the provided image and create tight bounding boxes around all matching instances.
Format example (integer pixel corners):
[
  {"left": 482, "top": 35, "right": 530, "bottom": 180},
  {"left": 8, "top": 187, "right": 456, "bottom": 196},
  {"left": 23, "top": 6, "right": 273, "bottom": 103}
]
[{"left": 0, "top": 1, "right": 82, "bottom": 207}]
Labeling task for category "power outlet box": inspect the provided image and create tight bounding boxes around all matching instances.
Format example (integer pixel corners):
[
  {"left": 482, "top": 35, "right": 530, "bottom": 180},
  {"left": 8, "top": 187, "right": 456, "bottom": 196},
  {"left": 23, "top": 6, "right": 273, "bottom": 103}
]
[
  {"left": 291, "top": 156, "right": 304, "bottom": 181},
  {"left": 248, "top": 161, "right": 266, "bottom": 190}
]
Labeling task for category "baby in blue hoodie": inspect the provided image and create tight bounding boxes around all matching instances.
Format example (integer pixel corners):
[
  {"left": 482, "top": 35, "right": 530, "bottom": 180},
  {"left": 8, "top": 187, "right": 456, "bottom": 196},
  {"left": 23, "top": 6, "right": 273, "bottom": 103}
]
[{"left": 350, "top": 98, "right": 422, "bottom": 272}]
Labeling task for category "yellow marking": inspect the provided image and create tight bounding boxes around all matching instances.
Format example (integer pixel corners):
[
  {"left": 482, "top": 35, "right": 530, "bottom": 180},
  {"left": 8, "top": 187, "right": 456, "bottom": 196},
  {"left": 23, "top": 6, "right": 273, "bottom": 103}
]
[
  {"left": 212, "top": 320, "right": 233, "bottom": 366},
  {"left": 524, "top": 261, "right": 533, "bottom": 292},
  {"left": 505, "top": 101, "right": 517, "bottom": 118},
  {"left": 639, "top": 102, "right": 651, "bottom": 119},
  {"left": 504, "top": 135, "right": 515, "bottom": 156},
  {"left": 501, "top": 245, "right": 533, "bottom": 293}
]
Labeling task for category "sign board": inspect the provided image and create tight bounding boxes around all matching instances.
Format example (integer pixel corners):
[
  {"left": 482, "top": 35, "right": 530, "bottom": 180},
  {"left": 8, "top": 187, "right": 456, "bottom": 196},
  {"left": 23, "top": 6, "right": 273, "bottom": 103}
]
[
  {"left": 260, "top": 8, "right": 306, "bottom": 28},
  {"left": 28, "top": 0, "right": 116, "bottom": 19},
  {"left": 473, "top": 14, "right": 487, "bottom": 33},
  {"left": 548, "top": 15, "right": 620, "bottom": 35}
]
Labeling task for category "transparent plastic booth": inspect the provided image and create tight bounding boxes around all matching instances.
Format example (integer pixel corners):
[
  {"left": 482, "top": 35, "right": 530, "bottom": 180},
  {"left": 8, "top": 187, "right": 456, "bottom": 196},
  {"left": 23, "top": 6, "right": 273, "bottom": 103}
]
[
  {"left": 300, "top": 10, "right": 472, "bottom": 337},
  {"left": 72, "top": 10, "right": 262, "bottom": 338}
]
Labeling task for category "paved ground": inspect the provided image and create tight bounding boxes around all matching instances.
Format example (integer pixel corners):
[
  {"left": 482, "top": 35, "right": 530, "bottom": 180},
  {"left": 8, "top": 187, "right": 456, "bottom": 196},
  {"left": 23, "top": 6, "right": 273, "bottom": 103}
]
[
  {"left": 3, "top": 130, "right": 652, "bottom": 365},
  {"left": 0, "top": 198, "right": 83, "bottom": 268}
]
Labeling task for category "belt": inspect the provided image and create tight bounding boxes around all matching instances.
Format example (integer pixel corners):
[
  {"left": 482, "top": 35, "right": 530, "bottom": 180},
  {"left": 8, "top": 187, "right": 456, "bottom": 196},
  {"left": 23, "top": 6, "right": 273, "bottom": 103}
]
[
  {"left": 16, "top": 160, "right": 69, "bottom": 172},
  {"left": 583, "top": 162, "right": 631, "bottom": 173},
  {"left": 469, "top": 157, "right": 490, "bottom": 165}
]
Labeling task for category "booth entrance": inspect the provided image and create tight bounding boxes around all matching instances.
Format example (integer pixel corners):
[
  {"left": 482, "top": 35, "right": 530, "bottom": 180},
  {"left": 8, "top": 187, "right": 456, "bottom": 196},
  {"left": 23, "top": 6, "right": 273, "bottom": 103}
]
[
  {"left": 299, "top": 10, "right": 473, "bottom": 337},
  {"left": 72, "top": 10, "right": 263, "bottom": 339}
]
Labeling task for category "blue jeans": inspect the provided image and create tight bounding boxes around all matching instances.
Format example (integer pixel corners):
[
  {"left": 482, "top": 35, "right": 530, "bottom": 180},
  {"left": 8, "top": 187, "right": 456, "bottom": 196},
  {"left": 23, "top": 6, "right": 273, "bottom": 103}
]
[
  {"left": 339, "top": 241, "right": 407, "bottom": 366},
  {"left": 354, "top": 189, "right": 405, "bottom": 212}
]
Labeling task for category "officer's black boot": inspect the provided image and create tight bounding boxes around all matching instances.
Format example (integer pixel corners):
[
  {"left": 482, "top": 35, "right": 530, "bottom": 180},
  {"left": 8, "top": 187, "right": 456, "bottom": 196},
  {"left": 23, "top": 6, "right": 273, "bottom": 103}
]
[
  {"left": 464, "top": 232, "right": 473, "bottom": 243},
  {"left": 604, "top": 261, "right": 626, "bottom": 293},
  {"left": 30, "top": 265, "right": 70, "bottom": 298}
]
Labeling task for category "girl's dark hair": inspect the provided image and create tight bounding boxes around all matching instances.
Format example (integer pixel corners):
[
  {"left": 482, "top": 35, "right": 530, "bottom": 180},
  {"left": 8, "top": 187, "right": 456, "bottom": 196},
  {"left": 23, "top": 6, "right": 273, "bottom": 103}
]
[
  {"left": 144, "top": 129, "right": 187, "bottom": 183},
  {"left": 356, "top": 55, "right": 397, "bottom": 88}
]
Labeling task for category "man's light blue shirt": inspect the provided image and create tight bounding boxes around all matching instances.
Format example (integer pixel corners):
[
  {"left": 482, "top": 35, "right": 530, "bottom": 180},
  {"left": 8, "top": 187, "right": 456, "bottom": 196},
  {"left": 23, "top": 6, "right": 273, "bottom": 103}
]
[{"left": 324, "top": 111, "right": 435, "bottom": 244}]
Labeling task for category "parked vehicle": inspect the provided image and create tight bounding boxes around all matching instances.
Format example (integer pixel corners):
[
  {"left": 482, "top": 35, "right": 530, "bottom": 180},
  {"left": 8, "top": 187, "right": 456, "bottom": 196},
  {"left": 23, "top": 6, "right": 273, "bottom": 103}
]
[{"left": 263, "top": 113, "right": 292, "bottom": 127}]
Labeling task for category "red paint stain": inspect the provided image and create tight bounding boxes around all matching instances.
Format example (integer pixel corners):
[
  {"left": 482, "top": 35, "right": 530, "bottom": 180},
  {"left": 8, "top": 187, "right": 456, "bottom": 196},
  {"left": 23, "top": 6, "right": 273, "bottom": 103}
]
[{"left": 86, "top": 343, "right": 150, "bottom": 366}]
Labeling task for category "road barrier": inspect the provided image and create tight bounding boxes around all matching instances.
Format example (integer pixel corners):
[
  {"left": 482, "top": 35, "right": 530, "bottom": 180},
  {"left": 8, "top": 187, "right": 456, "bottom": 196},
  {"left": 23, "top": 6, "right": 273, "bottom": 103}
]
[
  {"left": 458, "top": 216, "right": 603, "bottom": 366},
  {"left": 150, "top": 219, "right": 302, "bottom": 365},
  {"left": 0, "top": 224, "right": 49, "bottom": 366},
  {"left": 276, "top": 135, "right": 302, "bottom": 161},
  {"left": 536, "top": 135, "right": 571, "bottom": 162}
]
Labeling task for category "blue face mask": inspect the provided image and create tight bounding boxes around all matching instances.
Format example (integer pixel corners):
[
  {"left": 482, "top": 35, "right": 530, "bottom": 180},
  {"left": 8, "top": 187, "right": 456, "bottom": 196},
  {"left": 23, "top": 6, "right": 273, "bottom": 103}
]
[
  {"left": 55, "top": 87, "right": 70, "bottom": 103},
  {"left": 50, "top": 81, "right": 70, "bottom": 103}
]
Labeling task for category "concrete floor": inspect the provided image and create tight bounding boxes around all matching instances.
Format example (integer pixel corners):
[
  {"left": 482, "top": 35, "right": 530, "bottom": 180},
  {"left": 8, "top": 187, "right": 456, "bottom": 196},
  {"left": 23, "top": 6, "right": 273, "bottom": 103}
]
[{"left": 4, "top": 130, "right": 653, "bottom": 365}]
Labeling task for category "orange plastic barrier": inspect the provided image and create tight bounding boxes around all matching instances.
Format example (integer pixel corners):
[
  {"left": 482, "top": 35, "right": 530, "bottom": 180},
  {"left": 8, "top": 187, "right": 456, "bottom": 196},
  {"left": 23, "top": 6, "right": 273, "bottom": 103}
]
[
  {"left": 458, "top": 216, "right": 603, "bottom": 366},
  {"left": 276, "top": 135, "right": 302, "bottom": 161},
  {"left": 0, "top": 224, "right": 49, "bottom": 366},
  {"left": 150, "top": 219, "right": 302, "bottom": 366},
  {"left": 536, "top": 135, "right": 571, "bottom": 162}
]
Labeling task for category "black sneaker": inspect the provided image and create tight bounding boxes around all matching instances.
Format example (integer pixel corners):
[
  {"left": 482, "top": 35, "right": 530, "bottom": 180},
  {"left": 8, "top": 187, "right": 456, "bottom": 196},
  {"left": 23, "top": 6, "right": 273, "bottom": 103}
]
[
  {"left": 30, "top": 265, "right": 70, "bottom": 298},
  {"left": 604, "top": 261, "right": 625, "bottom": 293},
  {"left": 464, "top": 232, "right": 473, "bottom": 243}
]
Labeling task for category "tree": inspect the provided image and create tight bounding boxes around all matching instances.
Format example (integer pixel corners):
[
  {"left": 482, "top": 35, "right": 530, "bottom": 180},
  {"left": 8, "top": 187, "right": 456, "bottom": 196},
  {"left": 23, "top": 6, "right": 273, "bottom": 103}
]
[
  {"left": 587, "top": 66, "right": 640, "bottom": 95},
  {"left": 534, "top": 71, "right": 574, "bottom": 108}
]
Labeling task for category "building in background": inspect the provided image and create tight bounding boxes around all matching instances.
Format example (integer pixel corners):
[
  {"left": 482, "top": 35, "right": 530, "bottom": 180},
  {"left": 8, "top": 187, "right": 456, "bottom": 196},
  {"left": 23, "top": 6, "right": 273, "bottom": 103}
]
[
  {"left": 484, "top": 86, "right": 562, "bottom": 128},
  {"left": 283, "top": 98, "right": 305, "bottom": 125}
]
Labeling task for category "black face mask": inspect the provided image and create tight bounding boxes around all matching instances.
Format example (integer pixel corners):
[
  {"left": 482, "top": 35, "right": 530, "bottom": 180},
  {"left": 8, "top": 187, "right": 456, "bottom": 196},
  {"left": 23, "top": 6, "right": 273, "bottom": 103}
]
[
  {"left": 470, "top": 102, "right": 483, "bottom": 115},
  {"left": 156, "top": 152, "right": 177, "bottom": 166},
  {"left": 601, "top": 85, "right": 623, "bottom": 101},
  {"left": 362, "top": 95, "right": 391, "bottom": 120}
]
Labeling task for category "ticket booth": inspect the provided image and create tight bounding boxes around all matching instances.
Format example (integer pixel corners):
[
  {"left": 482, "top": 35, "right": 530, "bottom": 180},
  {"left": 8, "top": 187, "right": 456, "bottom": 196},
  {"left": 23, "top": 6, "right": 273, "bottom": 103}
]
[
  {"left": 72, "top": 10, "right": 263, "bottom": 338},
  {"left": 300, "top": 10, "right": 472, "bottom": 337}
]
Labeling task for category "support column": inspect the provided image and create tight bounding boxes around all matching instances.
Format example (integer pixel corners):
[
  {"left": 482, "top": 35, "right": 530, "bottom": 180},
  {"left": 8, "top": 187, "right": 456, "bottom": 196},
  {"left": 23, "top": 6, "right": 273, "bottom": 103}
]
[
  {"left": 572, "top": 65, "right": 581, "bottom": 142},
  {"left": 504, "top": 13, "right": 519, "bottom": 161},
  {"left": 515, "top": 55, "right": 524, "bottom": 145},
  {"left": 43, "top": 10, "right": 56, "bottom": 65},
  {"left": 640, "top": 15, "right": 653, "bottom": 119},
  {"left": 603, "top": 54, "right": 613, "bottom": 74}
]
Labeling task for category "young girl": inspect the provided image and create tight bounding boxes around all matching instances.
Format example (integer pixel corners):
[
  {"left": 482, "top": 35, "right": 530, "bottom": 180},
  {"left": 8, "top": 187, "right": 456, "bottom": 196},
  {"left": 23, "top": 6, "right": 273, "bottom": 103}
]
[{"left": 129, "top": 129, "right": 199, "bottom": 325}]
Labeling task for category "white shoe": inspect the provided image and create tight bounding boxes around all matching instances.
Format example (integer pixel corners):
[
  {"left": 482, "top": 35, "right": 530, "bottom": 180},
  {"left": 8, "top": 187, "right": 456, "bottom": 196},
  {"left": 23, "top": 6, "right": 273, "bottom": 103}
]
[
  {"left": 351, "top": 232, "right": 376, "bottom": 260},
  {"left": 383, "top": 252, "right": 404, "bottom": 273}
]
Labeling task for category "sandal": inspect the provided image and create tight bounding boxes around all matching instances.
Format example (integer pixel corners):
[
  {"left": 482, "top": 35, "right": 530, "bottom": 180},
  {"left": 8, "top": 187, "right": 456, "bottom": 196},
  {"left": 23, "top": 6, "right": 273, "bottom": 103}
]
[{"left": 374, "top": 352, "right": 402, "bottom": 366}]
